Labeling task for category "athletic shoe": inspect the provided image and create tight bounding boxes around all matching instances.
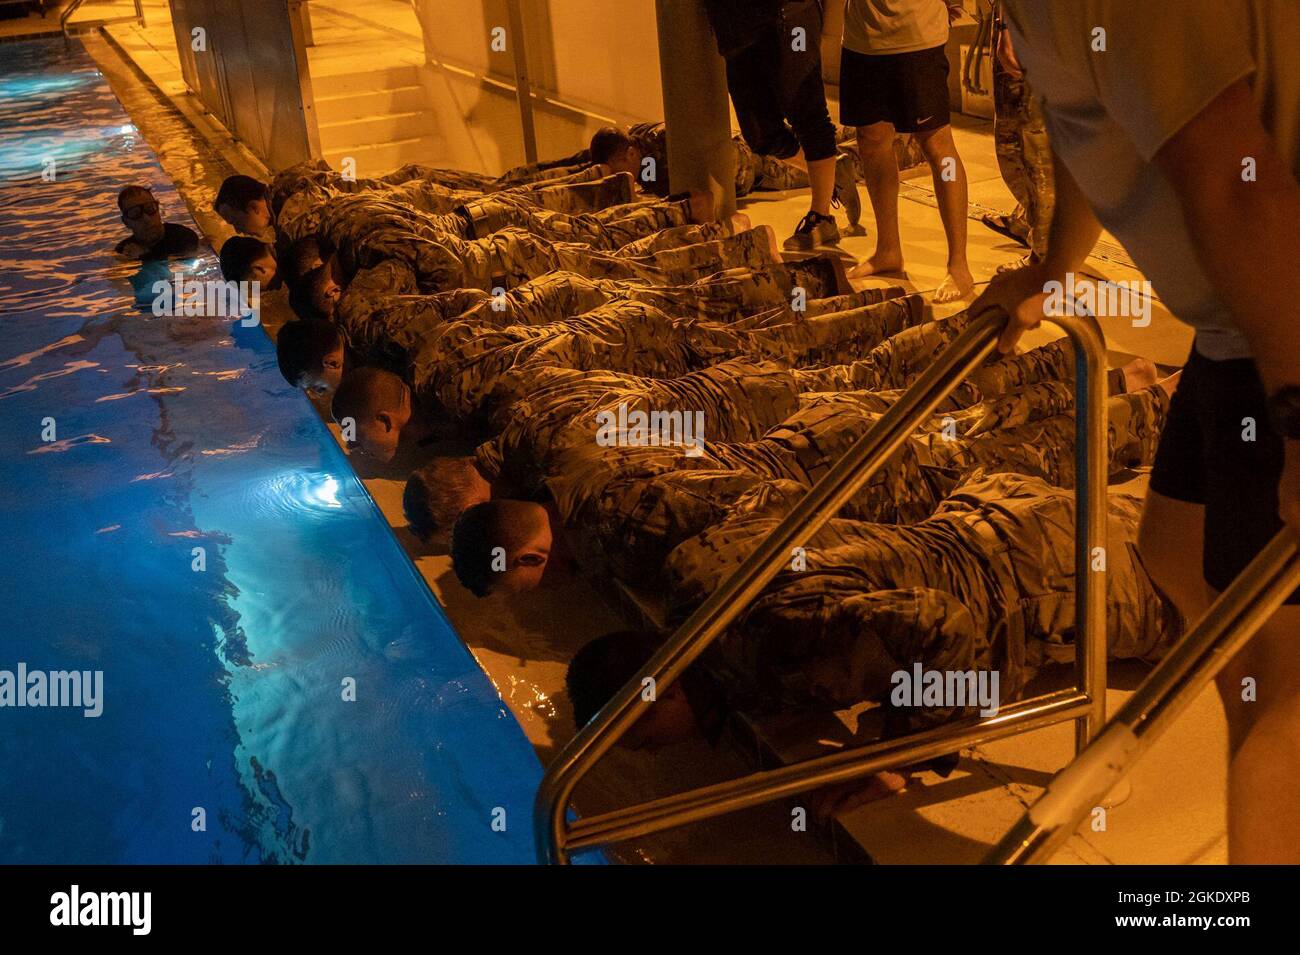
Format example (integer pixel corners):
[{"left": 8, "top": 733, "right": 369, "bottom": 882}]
[{"left": 783, "top": 211, "right": 841, "bottom": 252}]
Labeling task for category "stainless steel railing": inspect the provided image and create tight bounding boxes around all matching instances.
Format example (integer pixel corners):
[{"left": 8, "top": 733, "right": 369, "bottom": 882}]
[
  {"left": 62, "top": 0, "right": 145, "bottom": 41},
  {"left": 535, "top": 308, "right": 1111, "bottom": 863},
  {"left": 989, "top": 527, "right": 1300, "bottom": 864}
]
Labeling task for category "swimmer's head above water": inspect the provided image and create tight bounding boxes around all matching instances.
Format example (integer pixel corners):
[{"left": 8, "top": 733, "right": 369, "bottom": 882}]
[{"left": 117, "top": 185, "right": 165, "bottom": 249}]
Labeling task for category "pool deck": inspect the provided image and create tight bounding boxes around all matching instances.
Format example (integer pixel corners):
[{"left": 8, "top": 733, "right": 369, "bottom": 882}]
[{"left": 82, "top": 17, "right": 1227, "bottom": 866}]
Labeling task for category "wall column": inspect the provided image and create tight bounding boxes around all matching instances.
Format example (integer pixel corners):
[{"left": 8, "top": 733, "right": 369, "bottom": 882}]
[{"left": 654, "top": 0, "right": 736, "bottom": 216}]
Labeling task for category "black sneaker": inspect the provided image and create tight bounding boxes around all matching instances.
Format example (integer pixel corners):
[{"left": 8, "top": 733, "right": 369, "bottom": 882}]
[
  {"left": 831, "top": 152, "right": 862, "bottom": 230},
  {"left": 783, "top": 211, "right": 840, "bottom": 252}
]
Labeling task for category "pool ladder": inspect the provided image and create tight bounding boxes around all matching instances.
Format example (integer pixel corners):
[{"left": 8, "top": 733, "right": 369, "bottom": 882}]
[
  {"left": 536, "top": 307, "right": 1118, "bottom": 863},
  {"left": 537, "top": 305, "right": 1300, "bottom": 863}
]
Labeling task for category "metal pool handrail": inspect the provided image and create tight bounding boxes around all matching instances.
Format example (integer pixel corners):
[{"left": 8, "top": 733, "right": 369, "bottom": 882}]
[
  {"left": 62, "top": 0, "right": 145, "bottom": 41},
  {"left": 989, "top": 527, "right": 1300, "bottom": 864},
  {"left": 535, "top": 308, "right": 1111, "bottom": 863}
]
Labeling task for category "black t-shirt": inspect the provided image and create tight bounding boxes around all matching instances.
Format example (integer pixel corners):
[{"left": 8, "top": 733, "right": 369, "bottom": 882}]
[{"left": 115, "top": 222, "right": 200, "bottom": 260}]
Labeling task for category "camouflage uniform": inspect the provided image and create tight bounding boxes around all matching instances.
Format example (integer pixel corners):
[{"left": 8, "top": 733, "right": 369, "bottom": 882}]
[
  {"left": 413, "top": 295, "right": 927, "bottom": 422},
  {"left": 273, "top": 161, "right": 637, "bottom": 244},
  {"left": 491, "top": 148, "right": 590, "bottom": 188},
  {"left": 588, "top": 382, "right": 1168, "bottom": 574},
  {"left": 660, "top": 473, "right": 1182, "bottom": 733},
  {"left": 474, "top": 359, "right": 804, "bottom": 497},
  {"left": 793, "top": 313, "right": 1126, "bottom": 411},
  {"left": 316, "top": 191, "right": 778, "bottom": 293},
  {"left": 626, "top": 122, "right": 811, "bottom": 198},
  {"left": 991, "top": 9, "right": 1054, "bottom": 258},
  {"left": 334, "top": 260, "right": 874, "bottom": 368},
  {"left": 459, "top": 196, "right": 695, "bottom": 249}
]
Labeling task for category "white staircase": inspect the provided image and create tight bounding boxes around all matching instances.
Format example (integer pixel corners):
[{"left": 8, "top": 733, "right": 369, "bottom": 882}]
[{"left": 313, "top": 65, "right": 442, "bottom": 177}]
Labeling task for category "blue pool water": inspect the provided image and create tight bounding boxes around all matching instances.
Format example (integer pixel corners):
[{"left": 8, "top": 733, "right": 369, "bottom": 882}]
[{"left": 0, "top": 39, "right": 547, "bottom": 864}]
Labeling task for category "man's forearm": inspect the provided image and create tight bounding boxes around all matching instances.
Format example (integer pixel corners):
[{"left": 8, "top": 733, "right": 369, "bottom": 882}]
[{"left": 1039, "top": 150, "right": 1103, "bottom": 281}]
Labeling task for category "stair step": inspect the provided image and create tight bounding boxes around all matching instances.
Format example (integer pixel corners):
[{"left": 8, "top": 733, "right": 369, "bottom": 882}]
[
  {"left": 314, "top": 85, "right": 427, "bottom": 124},
  {"left": 317, "top": 110, "right": 436, "bottom": 152},
  {"left": 312, "top": 64, "right": 421, "bottom": 96}
]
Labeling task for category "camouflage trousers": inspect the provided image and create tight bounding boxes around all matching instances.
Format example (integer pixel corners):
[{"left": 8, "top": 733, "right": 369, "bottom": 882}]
[
  {"left": 460, "top": 195, "right": 696, "bottom": 250},
  {"left": 735, "top": 136, "right": 810, "bottom": 194},
  {"left": 589, "top": 378, "right": 1169, "bottom": 575},
  {"left": 993, "top": 52, "right": 1054, "bottom": 258},
  {"left": 660, "top": 472, "right": 1179, "bottom": 732},
  {"left": 335, "top": 259, "right": 872, "bottom": 369},
  {"left": 416, "top": 294, "right": 930, "bottom": 423},
  {"left": 316, "top": 193, "right": 776, "bottom": 292},
  {"left": 476, "top": 358, "right": 803, "bottom": 494},
  {"left": 794, "top": 310, "right": 1126, "bottom": 410},
  {"left": 276, "top": 165, "right": 635, "bottom": 246}
]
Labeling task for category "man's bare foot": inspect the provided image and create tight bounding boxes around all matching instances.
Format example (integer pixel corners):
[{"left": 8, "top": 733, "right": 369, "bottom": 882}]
[
  {"left": 1119, "top": 357, "right": 1157, "bottom": 393},
  {"left": 688, "top": 189, "right": 716, "bottom": 224},
  {"left": 848, "top": 250, "right": 905, "bottom": 280},
  {"left": 809, "top": 770, "right": 909, "bottom": 823},
  {"left": 934, "top": 265, "right": 975, "bottom": 303}
]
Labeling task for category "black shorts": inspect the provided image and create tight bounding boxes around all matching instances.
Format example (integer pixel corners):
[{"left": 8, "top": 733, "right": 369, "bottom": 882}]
[
  {"left": 1148, "top": 345, "right": 1299, "bottom": 600},
  {"left": 839, "top": 44, "right": 951, "bottom": 134}
]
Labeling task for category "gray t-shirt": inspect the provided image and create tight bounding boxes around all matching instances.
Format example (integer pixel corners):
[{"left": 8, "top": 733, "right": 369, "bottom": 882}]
[
  {"left": 1004, "top": 0, "right": 1300, "bottom": 360},
  {"left": 843, "top": 0, "right": 952, "bottom": 56}
]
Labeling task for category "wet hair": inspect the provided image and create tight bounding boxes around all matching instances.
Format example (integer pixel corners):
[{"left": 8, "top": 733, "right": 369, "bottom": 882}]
[
  {"left": 117, "top": 185, "right": 154, "bottom": 211},
  {"left": 450, "top": 499, "right": 540, "bottom": 597},
  {"left": 214, "top": 174, "right": 269, "bottom": 213},
  {"left": 589, "top": 126, "right": 634, "bottom": 165},
  {"left": 331, "top": 366, "right": 406, "bottom": 425},
  {"left": 566, "top": 630, "right": 664, "bottom": 730},
  {"left": 284, "top": 235, "right": 329, "bottom": 284},
  {"left": 275, "top": 319, "right": 342, "bottom": 388},
  {"left": 404, "top": 457, "right": 484, "bottom": 539},
  {"left": 218, "top": 235, "right": 272, "bottom": 282}
]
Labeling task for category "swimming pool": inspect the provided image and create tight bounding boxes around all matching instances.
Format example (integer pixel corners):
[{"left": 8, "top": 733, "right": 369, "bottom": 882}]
[{"left": 0, "top": 38, "right": 549, "bottom": 864}]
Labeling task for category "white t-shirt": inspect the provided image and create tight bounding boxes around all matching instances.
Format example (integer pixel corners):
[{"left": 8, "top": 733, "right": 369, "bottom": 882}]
[
  {"left": 842, "top": 0, "right": 951, "bottom": 56},
  {"left": 1003, "top": 0, "right": 1300, "bottom": 360}
]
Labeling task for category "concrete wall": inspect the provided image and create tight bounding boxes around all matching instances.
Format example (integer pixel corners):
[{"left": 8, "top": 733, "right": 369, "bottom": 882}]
[{"left": 409, "top": 0, "right": 664, "bottom": 174}]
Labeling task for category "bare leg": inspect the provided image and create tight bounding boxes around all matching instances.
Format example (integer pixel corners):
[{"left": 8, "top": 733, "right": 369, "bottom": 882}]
[
  {"left": 1223, "top": 603, "right": 1300, "bottom": 862},
  {"left": 916, "top": 125, "right": 973, "bottom": 303},
  {"left": 1136, "top": 491, "right": 1300, "bottom": 862},
  {"left": 849, "top": 122, "right": 905, "bottom": 278}
]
